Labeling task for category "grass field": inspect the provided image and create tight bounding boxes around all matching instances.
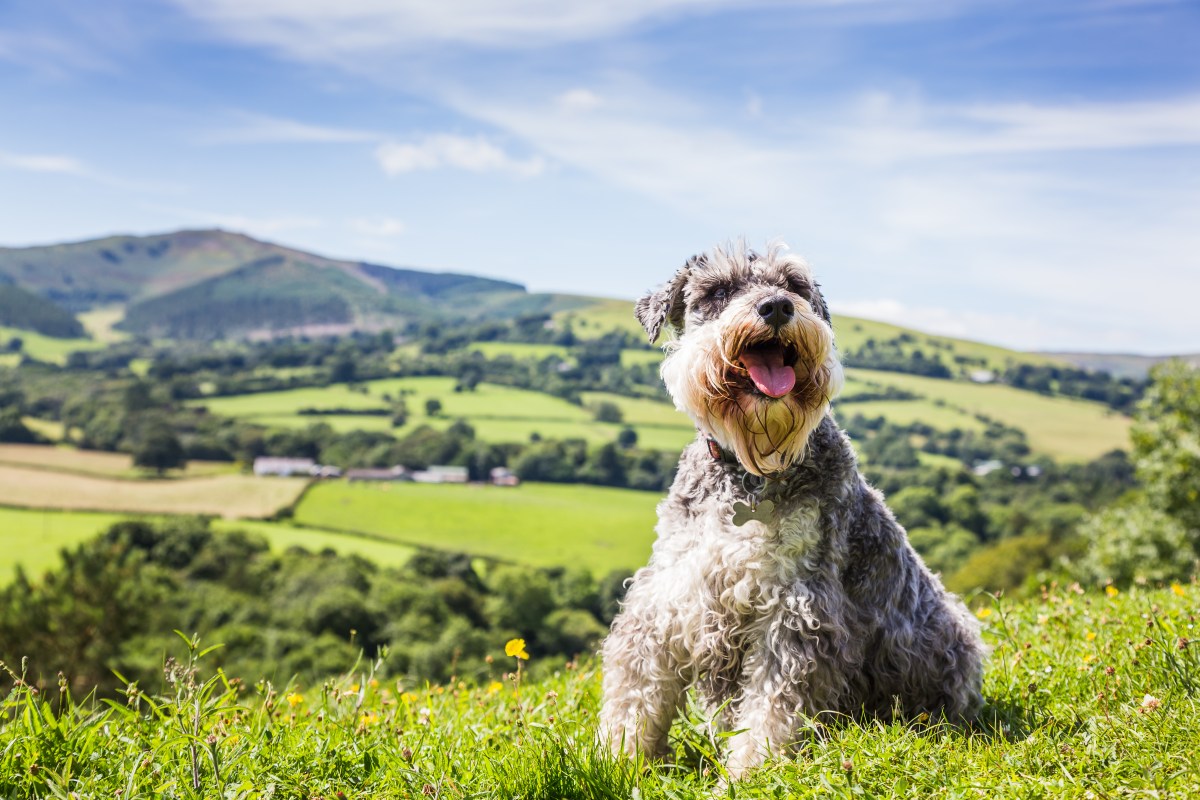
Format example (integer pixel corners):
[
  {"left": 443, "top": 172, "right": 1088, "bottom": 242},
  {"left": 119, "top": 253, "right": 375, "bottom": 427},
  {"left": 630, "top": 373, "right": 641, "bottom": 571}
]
[
  {"left": 194, "top": 377, "right": 689, "bottom": 448},
  {"left": 0, "top": 443, "right": 236, "bottom": 478},
  {"left": 850, "top": 369, "right": 1130, "bottom": 460},
  {"left": 0, "top": 325, "right": 105, "bottom": 364},
  {"left": 469, "top": 341, "right": 572, "bottom": 361},
  {"left": 295, "top": 481, "right": 658, "bottom": 575},
  {"left": 5, "top": 583, "right": 1198, "bottom": 798},
  {"left": 0, "top": 463, "right": 308, "bottom": 518},
  {"left": 0, "top": 508, "right": 417, "bottom": 581}
]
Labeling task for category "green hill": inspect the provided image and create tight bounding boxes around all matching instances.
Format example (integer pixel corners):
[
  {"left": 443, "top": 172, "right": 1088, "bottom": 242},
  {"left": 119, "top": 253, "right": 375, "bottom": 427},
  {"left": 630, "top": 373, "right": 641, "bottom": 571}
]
[{"left": 0, "top": 282, "right": 85, "bottom": 338}]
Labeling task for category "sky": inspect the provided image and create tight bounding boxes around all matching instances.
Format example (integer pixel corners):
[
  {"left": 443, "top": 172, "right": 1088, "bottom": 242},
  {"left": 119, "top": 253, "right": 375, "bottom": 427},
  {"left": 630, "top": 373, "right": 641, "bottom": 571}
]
[{"left": 0, "top": 0, "right": 1197, "bottom": 354}]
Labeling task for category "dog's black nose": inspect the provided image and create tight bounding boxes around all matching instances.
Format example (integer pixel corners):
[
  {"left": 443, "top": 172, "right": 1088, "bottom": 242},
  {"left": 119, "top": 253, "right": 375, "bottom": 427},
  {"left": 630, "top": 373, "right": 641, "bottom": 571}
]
[{"left": 757, "top": 296, "right": 794, "bottom": 328}]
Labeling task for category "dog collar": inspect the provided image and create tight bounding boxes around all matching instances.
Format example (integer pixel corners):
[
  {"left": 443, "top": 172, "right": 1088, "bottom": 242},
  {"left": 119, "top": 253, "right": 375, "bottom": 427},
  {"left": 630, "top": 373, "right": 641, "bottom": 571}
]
[{"left": 705, "top": 437, "right": 738, "bottom": 465}]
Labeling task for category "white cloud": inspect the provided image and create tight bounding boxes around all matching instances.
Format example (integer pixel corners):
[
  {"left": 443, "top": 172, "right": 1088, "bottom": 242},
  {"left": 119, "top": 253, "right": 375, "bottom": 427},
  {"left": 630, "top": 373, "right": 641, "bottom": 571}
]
[
  {"left": 557, "top": 88, "right": 603, "bottom": 113},
  {"left": 0, "top": 150, "right": 89, "bottom": 175},
  {"left": 349, "top": 216, "right": 406, "bottom": 237},
  {"left": 375, "top": 135, "right": 545, "bottom": 176},
  {"left": 198, "top": 113, "right": 381, "bottom": 144}
]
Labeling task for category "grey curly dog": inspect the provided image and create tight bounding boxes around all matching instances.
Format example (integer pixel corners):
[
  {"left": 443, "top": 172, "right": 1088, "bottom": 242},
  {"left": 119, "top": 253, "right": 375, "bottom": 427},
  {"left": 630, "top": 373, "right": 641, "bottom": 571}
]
[{"left": 599, "top": 242, "right": 985, "bottom": 780}]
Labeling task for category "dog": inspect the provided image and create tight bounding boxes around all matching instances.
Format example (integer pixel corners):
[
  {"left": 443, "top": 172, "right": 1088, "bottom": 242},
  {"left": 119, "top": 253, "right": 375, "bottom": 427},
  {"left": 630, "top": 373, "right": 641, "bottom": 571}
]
[{"left": 599, "top": 242, "right": 985, "bottom": 779}]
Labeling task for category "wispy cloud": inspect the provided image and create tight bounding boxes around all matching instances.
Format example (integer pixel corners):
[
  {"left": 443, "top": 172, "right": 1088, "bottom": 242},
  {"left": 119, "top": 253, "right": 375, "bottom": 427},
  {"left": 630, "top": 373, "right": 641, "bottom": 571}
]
[
  {"left": 0, "top": 150, "right": 90, "bottom": 175},
  {"left": 349, "top": 216, "right": 406, "bottom": 237},
  {"left": 375, "top": 135, "right": 545, "bottom": 177},
  {"left": 197, "top": 112, "right": 381, "bottom": 145}
]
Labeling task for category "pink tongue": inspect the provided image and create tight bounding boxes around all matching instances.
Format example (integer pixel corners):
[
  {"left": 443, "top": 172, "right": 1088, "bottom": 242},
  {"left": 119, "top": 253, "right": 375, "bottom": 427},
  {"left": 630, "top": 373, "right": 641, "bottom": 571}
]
[{"left": 739, "top": 348, "right": 796, "bottom": 398}]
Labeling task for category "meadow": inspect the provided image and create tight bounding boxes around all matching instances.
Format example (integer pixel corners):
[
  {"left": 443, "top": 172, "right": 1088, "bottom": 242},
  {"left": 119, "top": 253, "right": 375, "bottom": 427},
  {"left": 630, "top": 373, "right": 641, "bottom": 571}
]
[
  {"left": 295, "top": 480, "right": 658, "bottom": 575},
  {"left": 4, "top": 582, "right": 1197, "bottom": 798},
  {"left": 193, "top": 376, "right": 697, "bottom": 448},
  {"left": 0, "top": 507, "right": 417, "bottom": 580},
  {"left": 0, "top": 443, "right": 235, "bottom": 479},
  {"left": 0, "top": 324, "right": 104, "bottom": 366}
]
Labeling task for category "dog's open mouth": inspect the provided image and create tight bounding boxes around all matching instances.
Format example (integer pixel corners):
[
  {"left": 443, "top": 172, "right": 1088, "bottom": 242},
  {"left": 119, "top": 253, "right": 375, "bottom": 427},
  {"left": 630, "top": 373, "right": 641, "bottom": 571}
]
[{"left": 737, "top": 340, "right": 799, "bottom": 399}]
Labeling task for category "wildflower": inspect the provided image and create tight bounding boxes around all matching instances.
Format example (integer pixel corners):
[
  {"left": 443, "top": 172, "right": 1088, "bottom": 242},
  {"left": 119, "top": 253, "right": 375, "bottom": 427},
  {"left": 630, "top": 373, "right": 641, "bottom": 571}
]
[
  {"left": 1105, "top": 586, "right": 1119, "bottom": 598},
  {"left": 1037, "top": 614, "right": 1049, "bottom": 625},
  {"left": 286, "top": 692, "right": 304, "bottom": 708},
  {"left": 1172, "top": 583, "right": 1186, "bottom": 597},
  {"left": 1141, "top": 694, "right": 1160, "bottom": 710},
  {"left": 505, "top": 638, "right": 530, "bottom": 660},
  {"left": 370, "top": 679, "right": 380, "bottom": 689},
  {"left": 975, "top": 607, "right": 993, "bottom": 620},
  {"left": 350, "top": 683, "right": 361, "bottom": 694},
  {"left": 401, "top": 692, "right": 418, "bottom": 704},
  {"left": 358, "top": 712, "right": 380, "bottom": 727},
  {"left": 1085, "top": 631, "right": 1097, "bottom": 642},
  {"left": 487, "top": 681, "right": 504, "bottom": 694}
]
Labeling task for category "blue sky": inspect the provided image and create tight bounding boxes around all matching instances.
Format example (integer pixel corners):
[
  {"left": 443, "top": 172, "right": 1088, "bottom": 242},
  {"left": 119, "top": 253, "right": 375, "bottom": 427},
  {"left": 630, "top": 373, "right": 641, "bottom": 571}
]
[{"left": 1, "top": 1, "right": 1197, "bottom": 353}]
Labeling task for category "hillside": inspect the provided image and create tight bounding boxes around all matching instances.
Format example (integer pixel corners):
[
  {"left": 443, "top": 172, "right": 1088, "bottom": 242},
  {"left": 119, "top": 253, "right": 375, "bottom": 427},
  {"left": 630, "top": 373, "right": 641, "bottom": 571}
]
[
  {"left": 0, "top": 229, "right": 547, "bottom": 339},
  {"left": 1045, "top": 351, "right": 1200, "bottom": 379},
  {"left": 2, "top": 578, "right": 1197, "bottom": 798},
  {"left": 0, "top": 282, "right": 85, "bottom": 338}
]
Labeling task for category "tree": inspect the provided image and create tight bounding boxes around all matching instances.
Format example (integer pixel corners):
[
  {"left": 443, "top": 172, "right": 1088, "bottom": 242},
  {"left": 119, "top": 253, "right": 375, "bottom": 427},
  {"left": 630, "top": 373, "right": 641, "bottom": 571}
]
[
  {"left": 133, "top": 419, "right": 186, "bottom": 475},
  {"left": 425, "top": 398, "right": 443, "bottom": 417},
  {"left": 617, "top": 426, "right": 638, "bottom": 449},
  {"left": 1078, "top": 362, "right": 1200, "bottom": 585},
  {"left": 593, "top": 401, "right": 623, "bottom": 424}
]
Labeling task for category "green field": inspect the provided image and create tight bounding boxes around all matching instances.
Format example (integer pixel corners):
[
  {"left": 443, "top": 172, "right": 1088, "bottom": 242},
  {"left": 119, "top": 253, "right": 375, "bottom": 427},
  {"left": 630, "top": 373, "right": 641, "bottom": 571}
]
[
  {"left": 555, "top": 297, "right": 645, "bottom": 340},
  {"left": 0, "top": 507, "right": 417, "bottom": 581},
  {"left": 0, "top": 325, "right": 105, "bottom": 365},
  {"left": 469, "top": 341, "right": 572, "bottom": 361},
  {"left": 0, "top": 443, "right": 236, "bottom": 478},
  {"left": 295, "top": 481, "right": 658, "bottom": 575},
  {"left": 194, "top": 376, "right": 688, "bottom": 447},
  {"left": 849, "top": 369, "right": 1130, "bottom": 460}
]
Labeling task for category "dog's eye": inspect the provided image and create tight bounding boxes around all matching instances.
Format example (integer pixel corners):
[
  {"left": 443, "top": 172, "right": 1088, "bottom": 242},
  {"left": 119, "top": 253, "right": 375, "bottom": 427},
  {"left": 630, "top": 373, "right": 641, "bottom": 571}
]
[{"left": 712, "top": 287, "right": 728, "bottom": 301}]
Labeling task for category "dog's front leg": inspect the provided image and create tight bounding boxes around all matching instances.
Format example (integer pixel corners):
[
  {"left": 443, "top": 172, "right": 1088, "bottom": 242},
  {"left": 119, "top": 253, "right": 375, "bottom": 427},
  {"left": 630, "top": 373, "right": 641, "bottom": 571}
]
[
  {"left": 724, "top": 626, "right": 829, "bottom": 780},
  {"left": 598, "top": 596, "right": 690, "bottom": 759}
]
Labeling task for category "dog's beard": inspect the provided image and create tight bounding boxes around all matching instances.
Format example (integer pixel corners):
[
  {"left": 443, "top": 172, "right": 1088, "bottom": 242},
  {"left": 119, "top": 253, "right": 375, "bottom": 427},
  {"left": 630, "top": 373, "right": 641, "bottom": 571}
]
[{"left": 662, "top": 304, "right": 843, "bottom": 476}]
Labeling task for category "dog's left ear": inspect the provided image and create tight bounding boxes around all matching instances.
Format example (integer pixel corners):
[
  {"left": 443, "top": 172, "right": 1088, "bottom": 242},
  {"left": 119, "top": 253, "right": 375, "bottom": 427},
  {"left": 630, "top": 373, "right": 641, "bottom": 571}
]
[
  {"left": 810, "top": 281, "right": 832, "bottom": 326},
  {"left": 634, "top": 260, "right": 694, "bottom": 344}
]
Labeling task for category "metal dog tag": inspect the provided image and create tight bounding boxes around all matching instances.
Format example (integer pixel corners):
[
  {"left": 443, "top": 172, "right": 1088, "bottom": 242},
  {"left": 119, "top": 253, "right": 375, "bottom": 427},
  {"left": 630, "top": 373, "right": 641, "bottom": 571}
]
[{"left": 732, "top": 498, "right": 774, "bottom": 526}]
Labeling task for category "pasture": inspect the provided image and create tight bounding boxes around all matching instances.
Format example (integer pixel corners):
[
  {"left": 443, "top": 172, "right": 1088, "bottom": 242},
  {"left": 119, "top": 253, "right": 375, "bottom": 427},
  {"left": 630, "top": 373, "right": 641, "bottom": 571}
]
[
  {"left": 295, "top": 481, "right": 658, "bottom": 575},
  {"left": 0, "top": 325, "right": 104, "bottom": 365},
  {"left": 850, "top": 369, "right": 1130, "bottom": 460},
  {"left": 0, "top": 463, "right": 307, "bottom": 518},
  {"left": 194, "top": 376, "right": 691, "bottom": 447},
  {"left": 0, "top": 443, "right": 235, "bottom": 478},
  {"left": 0, "top": 507, "right": 417, "bottom": 582}
]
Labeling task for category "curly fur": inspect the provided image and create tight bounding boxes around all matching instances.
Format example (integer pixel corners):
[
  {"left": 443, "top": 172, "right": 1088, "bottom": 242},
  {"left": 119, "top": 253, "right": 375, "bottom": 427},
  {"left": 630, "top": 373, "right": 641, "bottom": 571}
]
[{"left": 600, "top": 242, "right": 985, "bottom": 779}]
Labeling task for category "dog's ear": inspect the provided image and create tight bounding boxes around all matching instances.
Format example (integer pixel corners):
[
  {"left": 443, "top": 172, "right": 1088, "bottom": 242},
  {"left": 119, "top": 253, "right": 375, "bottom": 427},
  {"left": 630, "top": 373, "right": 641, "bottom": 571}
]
[
  {"left": 810, "top": 280, "right": 832, "bottom": 326},
  {"left": 634, "top": 260, "right": 695, "bottom": 344}
]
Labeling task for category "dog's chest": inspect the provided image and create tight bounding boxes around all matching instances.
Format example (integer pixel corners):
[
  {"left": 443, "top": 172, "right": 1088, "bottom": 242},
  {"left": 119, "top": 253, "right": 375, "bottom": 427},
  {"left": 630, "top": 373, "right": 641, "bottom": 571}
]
[{"left": 672, "top": 496, "right": 825, "bottom": 616}]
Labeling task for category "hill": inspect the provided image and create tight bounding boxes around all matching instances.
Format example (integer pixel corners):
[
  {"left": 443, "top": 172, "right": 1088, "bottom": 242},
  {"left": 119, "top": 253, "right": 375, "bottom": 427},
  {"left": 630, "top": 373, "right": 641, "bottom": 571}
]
[
  {"left": 1044, "top": 351, "right": 1200, "bottom": 379},
  {"left": 0, "top": 229, "right": 574, "bottom": 339},
  {"left": 0, "top": 282, "right": 85, "bottom": 338}
]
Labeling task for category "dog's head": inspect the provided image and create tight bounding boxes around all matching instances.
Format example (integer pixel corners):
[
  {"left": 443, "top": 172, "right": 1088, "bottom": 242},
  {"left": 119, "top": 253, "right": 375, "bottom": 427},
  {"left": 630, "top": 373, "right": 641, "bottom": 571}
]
[{"left": 637, "top": 241, "right": 843, "bottom": 476}]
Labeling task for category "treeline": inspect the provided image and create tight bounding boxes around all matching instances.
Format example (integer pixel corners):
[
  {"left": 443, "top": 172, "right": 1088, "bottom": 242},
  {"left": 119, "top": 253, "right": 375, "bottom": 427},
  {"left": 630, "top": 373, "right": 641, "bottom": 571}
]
[
  {"left": 1003, "top": 363, "right": 1145, "bottom": 413},
  {"left": 0, "top": 517, "right": 633, "bottom": 697}
]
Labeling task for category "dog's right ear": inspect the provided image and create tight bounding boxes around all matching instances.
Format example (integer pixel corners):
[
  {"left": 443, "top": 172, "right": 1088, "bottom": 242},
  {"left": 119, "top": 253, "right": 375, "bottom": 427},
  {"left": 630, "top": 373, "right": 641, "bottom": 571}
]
[{"left": 634, "top": 259, "right": 696, "bottom": 344}]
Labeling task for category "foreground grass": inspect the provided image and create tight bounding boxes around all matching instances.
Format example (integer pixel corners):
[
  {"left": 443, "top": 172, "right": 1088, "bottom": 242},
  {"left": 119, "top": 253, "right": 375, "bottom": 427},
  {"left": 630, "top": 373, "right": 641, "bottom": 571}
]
[
  {"left": 4, "top": 583, "right": 1198, "bottom": 798},
  {"left": 296, "top": 481, "right": 657, "bottom": 575}
]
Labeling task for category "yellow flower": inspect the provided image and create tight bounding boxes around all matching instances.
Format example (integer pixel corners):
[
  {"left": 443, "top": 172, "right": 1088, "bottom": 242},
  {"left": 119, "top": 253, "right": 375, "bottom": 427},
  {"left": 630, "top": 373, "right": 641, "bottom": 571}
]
[
  {"left": 487, "top": 681, "right": 504, "bottom": 694},
  {"left": 1085, "top": 630, "right": 1097, "bottom": 641},
  {"left": 350, "top": 683, "right": 361, "bottom": 694},
  {"left": 370, "top": 679, "right": 380, "bottom": 689},
  {"left": 358, "top": 712, "right": 380, "bottom": 727},
  {"left": 1105, "top": 585, "right": 1119, "bottom": 598},
  {"left": 1172, "top": 583, "right": 1186, "bottom": 597},
  {"left": 975, "top": 607, "right": 993, "bottom": 620},
  {"left": 286, "top": 692, "right": 304, "bottom": 708},
  {"left": 401, "top": 692, "right": 418, "bottom": 704},
  {"left": 505, "top": 638, "right": 530, "bottom": 660}
]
